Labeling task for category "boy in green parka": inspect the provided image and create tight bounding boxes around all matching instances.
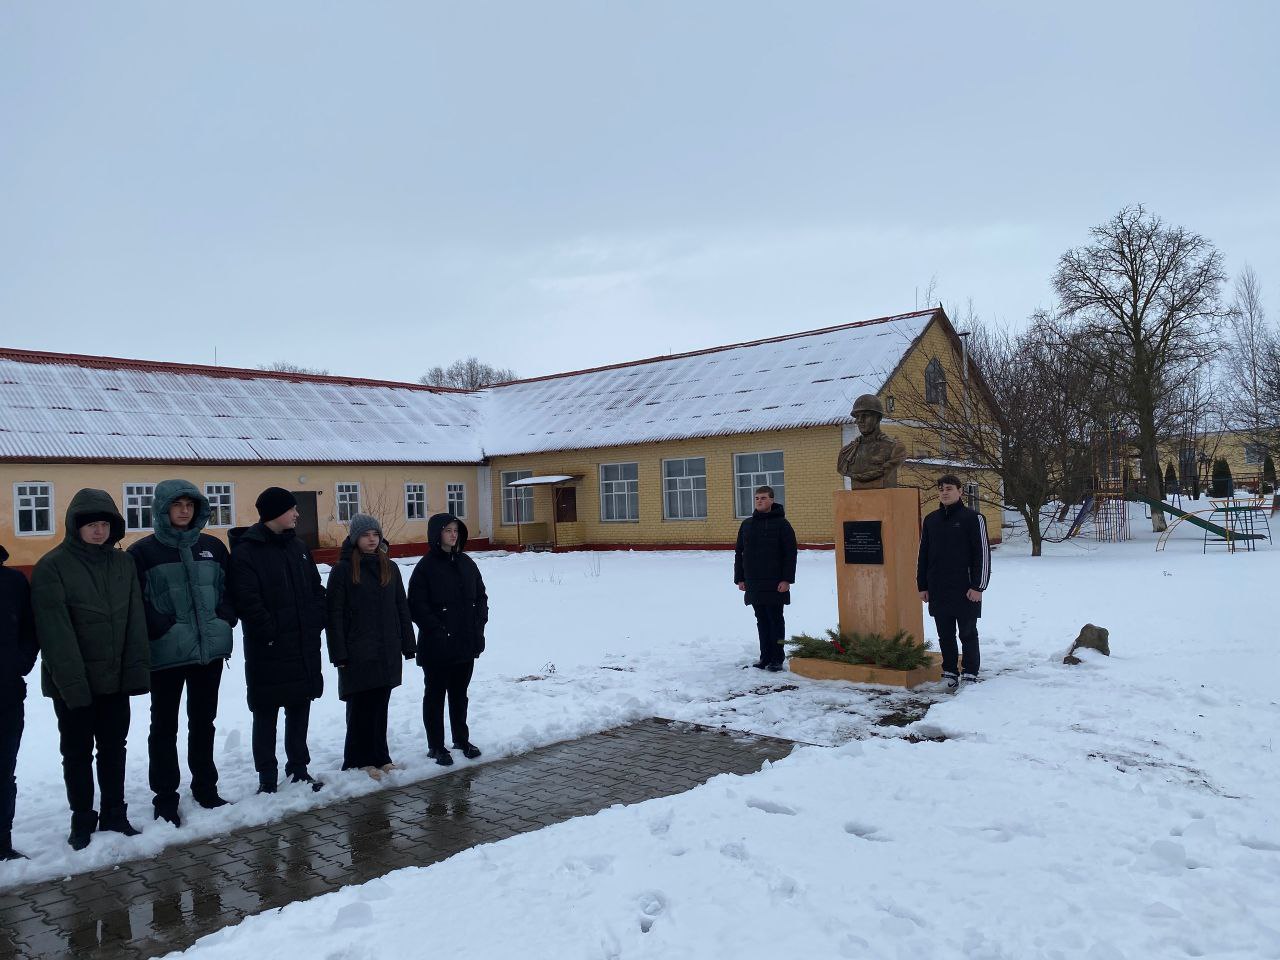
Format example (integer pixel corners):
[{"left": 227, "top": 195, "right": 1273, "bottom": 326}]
[
  {"left": 31, "top": 488, "right": 150, "bottom": 849},
  {"left": 128, "top": 480, "right": 235, "bottom": 827}
]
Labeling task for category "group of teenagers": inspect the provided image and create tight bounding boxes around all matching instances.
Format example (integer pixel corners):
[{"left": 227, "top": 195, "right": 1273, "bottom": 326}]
[{"left": 0, "top": 480, "right": 488, "bottom": 857}]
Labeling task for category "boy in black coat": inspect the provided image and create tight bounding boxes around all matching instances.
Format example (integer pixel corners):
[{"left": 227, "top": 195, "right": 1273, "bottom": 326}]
[
  {"left": 228, "top": 487, "right": 327, "bottom": 793},
  {"left": 917, "top": 474, "right": 991, "bottom": 689},
  {"left": 0, "top": 544, "right": 38, "bottom": 859},
  {"left": 408, "top": 513, "right": 488, "bottom": 766},
  {"left": 734, "top": 486, "right": 798, "bottom": 672}
]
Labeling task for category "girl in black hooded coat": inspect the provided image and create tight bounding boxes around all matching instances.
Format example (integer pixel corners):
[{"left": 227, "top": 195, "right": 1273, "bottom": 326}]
[
  {"left": 325, "top": 515, "right": 416, "bottom": 776},
  {"left": 407, "top": 513, "right": 487, "bottom": 766}
]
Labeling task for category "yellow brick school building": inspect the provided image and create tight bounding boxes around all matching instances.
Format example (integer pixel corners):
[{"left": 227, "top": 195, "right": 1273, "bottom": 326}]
[{"left": 0, "top": 308, "right": 1003, "bottom": 569}]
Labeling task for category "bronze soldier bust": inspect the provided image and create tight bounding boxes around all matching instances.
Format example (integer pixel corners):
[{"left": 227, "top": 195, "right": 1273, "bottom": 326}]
[{"left": 837, "top": 394, "right": 908, "bottom": 489}]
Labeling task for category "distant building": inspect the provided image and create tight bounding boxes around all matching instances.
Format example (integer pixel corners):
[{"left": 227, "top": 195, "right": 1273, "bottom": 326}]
[{"left": 0, "top": 308, "right": 1002, "bottom": 568}]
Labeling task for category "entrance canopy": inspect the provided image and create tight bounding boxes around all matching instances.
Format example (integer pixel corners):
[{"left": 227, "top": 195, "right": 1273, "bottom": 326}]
[{"left": 506, "top": 474, "right": 579, "bottom": 486}]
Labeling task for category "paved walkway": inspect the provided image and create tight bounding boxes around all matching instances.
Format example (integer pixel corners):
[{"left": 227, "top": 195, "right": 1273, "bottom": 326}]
[{"left": 0, "top": 720, "right": 795, "bottom": 960}]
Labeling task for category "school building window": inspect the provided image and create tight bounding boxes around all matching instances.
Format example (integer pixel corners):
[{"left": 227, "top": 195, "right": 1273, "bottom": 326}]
[
  {"left": 124, "top": 483, "right": 155, "bottom": 530},
  {"left": 336, "top": 483, "right": 361, "bottom": 523},
  {"left": 925, "top": 357, "right": 947, "bottom": 406},
  {"left": 447, "top": 482, "right": 467, "bottom": 518},
  {"left": 1245, "top": 443, "right": 1268, "bottom": 465},
  {"left": 204, "top": 483, "right": 234, "bottom": 527},
  {"left": 14, "top": 482, "right": 53, "bottom": 536},
  {"left": 405, "top": 482, "right": 426, "bottom": 520},
  {"left": 502, "top": 470, "right": 534, "bottom": 524},
  {"left": 663, "top": 457, "right": 707, "bottom": 520},
  {"left": 600, "top": 462, "right": 640, "bottom": 522},
  {"left": 734, "top": 452, "right": 784, "bottom": 518}
]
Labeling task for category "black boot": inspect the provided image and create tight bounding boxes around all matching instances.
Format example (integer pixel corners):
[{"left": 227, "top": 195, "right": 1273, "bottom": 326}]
[
  {"left": 99, "top": 804, "right": 141, "bottom": 837},
  {"left": 68, "top": 810, "right": 98, "bottom": 851},
  {"left": 193, "top": 791, "right": 230, "bottom": 810},
  {"left": 452, "top": 742, "right": 482, "bottom": 760},
  {"left": 428, "top": 747, "right": 454, "bottom": 767},
  {"left": 256, "top": 779, "right": 278, "bottom": 795},
  {"left": 0, "top": 831, "right": 25, "bottom": 861},
  {"left": 153, "top": 796, "right": 181, "bottom": 829}
]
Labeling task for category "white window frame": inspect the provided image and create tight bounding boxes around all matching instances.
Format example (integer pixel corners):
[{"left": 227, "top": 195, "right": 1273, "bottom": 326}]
[
  {"left": 204, "top": 482, "right": 235, "bottom": 528},
  {"left": 336, "top": 482, "right": 361, "bottom": 523},
  {"left": 405, "top": 482, "right": 426, "bottom": 521},
  {"left": 124, "top": 483, "right": 156, "bottom": 531},
  {"left": 447, "top": 481, "right": 467, "bottom": 519},
  {"left": 733, "top": 451, "right": 785, "bottom": 519},
  {"left": 14, "top": 482, "right": 54, "bottom": 537},
  {"left": 599, "top": 462, "right": 640, "bottom": 522},
  {"left": 501, "top": 470, "right": 534, "bottom": 525},
  {"left": 662, "top": 457, "right": 708, "bottom": 521}
]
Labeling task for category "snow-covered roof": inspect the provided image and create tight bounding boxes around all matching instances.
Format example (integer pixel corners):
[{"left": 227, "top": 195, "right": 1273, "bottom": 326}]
[
  {"left": 0, "top": 352, "right": 483, "bottom": 464},
  {"left": 0, "top": 310, "right": 940, "bottom": 464},
  {"left": 477, "top": 310, "right": 936, "bottom": 456}
]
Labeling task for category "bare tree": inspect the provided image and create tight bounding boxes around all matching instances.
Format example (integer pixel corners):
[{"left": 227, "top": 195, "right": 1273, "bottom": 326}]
[
  {"left": 895, "top": 314, "right": 1096, "bottom": 556},
  {"left": 258, "top": 361, "right": 331, "bottom": 376},
  {"left": 1221, "top": 265, "right": 1278, "bottom": 458},
  {"left": 1053, "top": 205, "right": 1227, "bottom": 531},
  {"left": 419, "top": 357, "right": 517, "bottom": 390}
]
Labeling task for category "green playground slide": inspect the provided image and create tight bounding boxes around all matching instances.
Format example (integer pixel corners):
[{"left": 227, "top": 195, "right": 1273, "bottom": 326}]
[{"left": 1126, "top": 493, "right": 1268, "bottom": 541}]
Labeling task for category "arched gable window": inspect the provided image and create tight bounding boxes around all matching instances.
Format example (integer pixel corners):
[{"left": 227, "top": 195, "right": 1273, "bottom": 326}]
[{"left": 925, "top": 357, "right": 947, "bottom": 406}]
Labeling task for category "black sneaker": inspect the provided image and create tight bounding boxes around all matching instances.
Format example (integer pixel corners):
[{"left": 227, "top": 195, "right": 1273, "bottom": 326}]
[
  {"left": 289, "top": 772, "right": 324, "bottom": 792},
  {"left": 193, "top": 792, "right": 230, "bottom": 810},
  {"left": 67, "top": 811, "right": 97, "bottom": 851},
  {"left": 256, "top": 780, "right": 278, "bottom": 795},
  {"left": 0, "top": 832, "right": 26, "bottom": 861},
  {"left": 765, "top": 662, "right": 784, "bottom": 672},
  {"left": 750, "top": 660, "right": 768, "bottom": 670},
  {"left": 453, "top": 742, "right": 482, "bottom": 760},
  {"left": 428, "top": 747, "right": 454, "bottom": 767}
]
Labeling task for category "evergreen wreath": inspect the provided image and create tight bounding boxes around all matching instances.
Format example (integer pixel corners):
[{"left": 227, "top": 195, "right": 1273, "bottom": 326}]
[{"left": 786, "top": 628, "right": 933, "bottom": 671}]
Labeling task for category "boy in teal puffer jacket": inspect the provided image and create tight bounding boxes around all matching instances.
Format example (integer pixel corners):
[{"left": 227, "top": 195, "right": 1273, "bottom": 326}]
[{"left": 128, "top": 479, "right": 236, "bottom": 827}]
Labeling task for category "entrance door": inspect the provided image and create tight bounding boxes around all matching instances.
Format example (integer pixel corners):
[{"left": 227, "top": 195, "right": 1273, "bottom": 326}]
[
  {"left": 292, "top": 491, "right": 320, "bottom": 550},
  {"left": 555, "top": 487, "right": 578, "bottom": 523}
]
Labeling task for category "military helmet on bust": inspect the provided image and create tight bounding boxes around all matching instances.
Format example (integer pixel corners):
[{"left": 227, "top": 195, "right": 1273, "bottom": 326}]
[{"left": 850, "top": 394, "right": 885, "bottom": 417}]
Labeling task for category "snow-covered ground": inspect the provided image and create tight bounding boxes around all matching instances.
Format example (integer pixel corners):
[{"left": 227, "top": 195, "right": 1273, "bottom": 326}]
[{"left": 6, "top": 506, "right": 1280, "bottom": 958}]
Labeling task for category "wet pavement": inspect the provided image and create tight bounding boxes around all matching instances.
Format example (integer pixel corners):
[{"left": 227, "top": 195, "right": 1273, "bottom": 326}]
[{"left": 0, "top": 719, "right": 796, "bottom": 959}]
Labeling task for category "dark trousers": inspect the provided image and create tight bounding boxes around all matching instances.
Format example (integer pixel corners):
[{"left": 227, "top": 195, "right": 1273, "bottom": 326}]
[
  {"left": 251, "top": 701, "right": 311, "bottom": 783},
  {"left": 52, "top": 694, "right": 131, "bottom": 814},
  {"left": 149, "top": 661, "right": 224, "bottom": 806},
  {"left": 344, "top": 686, "right": 393, "bottom": 770},
  {"left": 0, "top": 699, "right": 22, "bottom": 833},
  {"left": 422, "top": 661, "right": 474, "bottom": 751},
  {"left": 752, "top": 603, "right": 786, "bottom": 666},
  {"left": 934, "top": 614, "right": 981, "bottom": 677}
]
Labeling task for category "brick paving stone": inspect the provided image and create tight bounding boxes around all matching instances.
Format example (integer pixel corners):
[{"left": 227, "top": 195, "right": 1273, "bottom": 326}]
[{"left": 0, "top": 719, "right": 795, "bottom": 959}]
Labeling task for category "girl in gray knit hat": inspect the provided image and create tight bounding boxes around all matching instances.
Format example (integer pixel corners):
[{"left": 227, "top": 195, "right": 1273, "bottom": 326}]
[{"left": 324, "top": 514, "right": 417, "bottom": 779}]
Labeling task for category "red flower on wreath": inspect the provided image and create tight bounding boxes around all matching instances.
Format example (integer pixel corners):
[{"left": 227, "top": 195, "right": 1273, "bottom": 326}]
[{"left": 831, "top": 639, "right": 846, "bottom": 655}]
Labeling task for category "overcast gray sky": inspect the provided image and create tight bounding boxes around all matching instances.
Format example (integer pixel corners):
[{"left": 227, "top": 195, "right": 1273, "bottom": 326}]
[{"left": 2, "top": 2, "right": 1276, "bottom": 382}]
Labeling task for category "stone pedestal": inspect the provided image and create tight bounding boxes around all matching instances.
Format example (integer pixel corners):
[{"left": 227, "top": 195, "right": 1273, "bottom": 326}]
[{"left": 833, "top": 488, "right": 924, "bottom": 644}]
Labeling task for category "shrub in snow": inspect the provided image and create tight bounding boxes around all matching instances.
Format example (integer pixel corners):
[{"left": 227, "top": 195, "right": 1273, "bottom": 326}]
[
  {"left": 1264, "top": 453, "right": 1276, "bottom": 494},
  {"left": 1211, "top": 458, "right": 1233, "bottom": 498},
  {"left": 786, "top": 628, "right": 933, "bottom": 671},
  {"left": 1164, "top": 462, "right": 1178, "bottom": 496}
]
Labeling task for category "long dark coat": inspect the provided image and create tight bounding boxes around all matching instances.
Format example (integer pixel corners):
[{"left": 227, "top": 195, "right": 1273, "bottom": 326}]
[
  {"left": 407, "top": 514, "right": 488, "bottom": 666},
  {"left": 733, "top": 503, "right": 798, "bottom": 606},
  {"left": 325, "top": 538, "right": 416, "bottom": 701},
  {"left": 30, "top": 488, "right": 150, "bottom": 709},
  {"left": 228, "top": 523, "right": 326, "bottom": 709},
  {"left": 0, "top": 544, "right": 38, "bottom": 703},
  {"left": 916, "top": 501, "right": 992, "bottom": 618}
]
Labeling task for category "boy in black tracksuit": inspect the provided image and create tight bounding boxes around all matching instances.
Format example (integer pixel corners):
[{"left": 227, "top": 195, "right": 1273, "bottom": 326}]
[
  {"left": 917, "top": 474, "right": 991, "bottom": 688},
  {"left": 1, "top": 544, "right": 38, "bottom": 860}
]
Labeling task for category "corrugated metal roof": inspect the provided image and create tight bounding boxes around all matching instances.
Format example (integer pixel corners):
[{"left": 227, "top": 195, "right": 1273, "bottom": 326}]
[
  {"left": 477, "top": 312, "right": 933, "bottom": 456},
  {"left": 0, "top": 310, "right": 937, "bottom": 463}
]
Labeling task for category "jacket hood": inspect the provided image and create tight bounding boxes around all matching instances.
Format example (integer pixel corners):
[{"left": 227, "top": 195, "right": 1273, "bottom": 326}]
[
  {"left": 152, "top": 479, "right": 211, "bottom": 546},
  {"left": 63, "top": 488, "right": 126, "bottom": 548},
  {"left": 754, "top": 502, "right": 786, "bottom": 519},
  {"left": 427, "top": 513, "right": 469, "bottom": 553}
]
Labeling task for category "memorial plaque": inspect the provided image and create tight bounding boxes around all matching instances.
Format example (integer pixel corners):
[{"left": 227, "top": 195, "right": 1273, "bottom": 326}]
[{"left": 843, "top": 520, "right": 884, "bottom": 565}]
